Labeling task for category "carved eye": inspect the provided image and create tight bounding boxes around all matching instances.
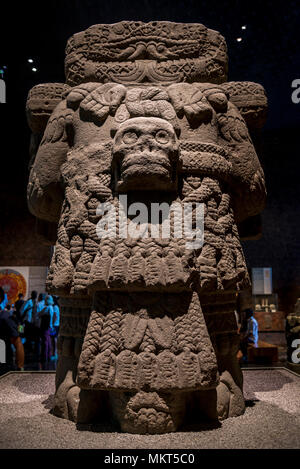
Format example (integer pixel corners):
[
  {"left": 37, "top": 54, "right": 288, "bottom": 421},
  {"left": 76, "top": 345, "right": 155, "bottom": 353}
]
[
  {"left": 155, "top": 130, "right": 170, "bottom": 144},
  {"left": 122, "top": 131, "right": 138, "bottom": 144},
  {"left": 157, "top": 44, "right": 166, "bottom": 53}
]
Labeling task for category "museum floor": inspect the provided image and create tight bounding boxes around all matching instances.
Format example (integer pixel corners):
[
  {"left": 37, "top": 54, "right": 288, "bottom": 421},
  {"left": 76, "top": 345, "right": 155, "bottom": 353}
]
[{"left": 0, "top": 368, "right": 299, "bottom": 449}]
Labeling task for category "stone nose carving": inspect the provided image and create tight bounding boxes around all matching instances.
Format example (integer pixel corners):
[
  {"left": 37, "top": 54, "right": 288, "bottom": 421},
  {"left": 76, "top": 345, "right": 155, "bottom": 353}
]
[{"left": 112, "top": 117, "right": 179, "bottom": 192}]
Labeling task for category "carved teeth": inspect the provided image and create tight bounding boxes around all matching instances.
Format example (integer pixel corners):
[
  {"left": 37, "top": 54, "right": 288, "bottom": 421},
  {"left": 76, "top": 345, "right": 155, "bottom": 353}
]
[{"left": 121, "top": 154, "right": 172, "bottom": 172}]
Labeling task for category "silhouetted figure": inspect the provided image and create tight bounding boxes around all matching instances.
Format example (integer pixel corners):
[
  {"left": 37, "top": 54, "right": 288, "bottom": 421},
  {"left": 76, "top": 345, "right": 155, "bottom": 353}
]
[
  {"left": 20, "top": 291, "right": 38, "bottom": 353},
  {"left": 39, "top": 295, "right": 54, "bottom": 364},
  {"left": 0, "top": 306, "right": 25, "bottom": 371},
  {"left": 37, "top": 293, "right": 46, "bottom": 319},
  {"left": 240, "top": 309, "right": 259, "bottom": 363},
  {"left": 0, "top": 287, "right": 8, "bottom": 310},
  {"left": 51, "top": 296, "right": 60, "bottom": 359},
  {"left": 14, "top": 293, "right": 25, "bottom": 323}
]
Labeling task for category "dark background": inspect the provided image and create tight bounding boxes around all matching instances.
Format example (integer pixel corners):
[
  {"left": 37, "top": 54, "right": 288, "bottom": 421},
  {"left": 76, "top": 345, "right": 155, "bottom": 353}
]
[{"left": 0, "top": 0, "right": 299, "bottom": 312}]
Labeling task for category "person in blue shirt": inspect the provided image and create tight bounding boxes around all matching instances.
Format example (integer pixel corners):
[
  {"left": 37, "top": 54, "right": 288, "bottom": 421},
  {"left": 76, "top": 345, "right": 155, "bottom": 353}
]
[
  {"left": 37, "top": 293, "right": 45, "bottom": 309},
  {"left": 21, "top": 291, "right": 38, "bottom": 323},
  {"left": 0, "top": 287, "right": 8, "bottom": 310},
  {"left": 20, "top": 291, "right": 38, "bottom": 353},
  {"left": 241, "top": 309, "right": 259, "bottom": 362},
  {"left": 51, "top": 296, "right": 60, "bottom": 360},
  {"left": 39, "top": 295, "right": 54, "bottom": 364},
  {"left": 246, "top": 309, "right": 259, "bottom": 346}
]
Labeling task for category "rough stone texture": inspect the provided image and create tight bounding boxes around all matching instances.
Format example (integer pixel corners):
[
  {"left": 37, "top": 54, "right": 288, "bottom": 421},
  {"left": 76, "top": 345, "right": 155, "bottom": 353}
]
[
  {"left": 64, "top": 22, "right": 228, "bottom": 86},
  {"left": 26, "top": 21, "right": 267, "bottom": 433},
  {"left": 221, "top": 81, "right": 267, "bottom": 129},
  {"left": 0, "top": 369, "right": 299, "bottom": 448}
]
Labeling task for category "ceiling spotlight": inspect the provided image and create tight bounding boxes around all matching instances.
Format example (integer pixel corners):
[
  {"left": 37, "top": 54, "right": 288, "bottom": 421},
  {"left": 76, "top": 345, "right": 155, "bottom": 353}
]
[
  {"left": 28, "top": 59, "right": 33, "bottom": 63},
  {"left": 32, "top": 67, "right": 37, "bottom": 72},
  {"left": 236, "top": 37, "right": 243, "bottom": 42},
  {"left": 242, "top": 25, "right": 247, "bottom": 30}
]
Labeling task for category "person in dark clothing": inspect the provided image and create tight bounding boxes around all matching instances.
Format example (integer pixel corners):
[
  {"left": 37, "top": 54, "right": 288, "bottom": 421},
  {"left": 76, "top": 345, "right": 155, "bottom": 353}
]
[
  {"left": 5, "top": 304, "right": 12, "bottom": 314},
  {"left": 51, "top": 295, "right": 60, "bottom": 359},
  {"left": 39, "top": 295, "right": 54, "bottom": 364},
  {"left": 14, "top": 293, "right": 25, "bottom": 323},
  {"left": 0, "top": 307, "right": 24, "bottom": 370},
  {"left": 21, "top": 290, "right": 38, "bottom": 353},
  {"left": 0, "top": 287, "right": 8, "bottom": 310}
]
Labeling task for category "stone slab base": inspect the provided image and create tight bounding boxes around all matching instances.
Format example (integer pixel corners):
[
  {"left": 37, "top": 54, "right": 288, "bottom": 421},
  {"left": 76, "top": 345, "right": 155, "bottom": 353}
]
[{"left": 0, "top": 369, "right": 299, "bottom": 449}]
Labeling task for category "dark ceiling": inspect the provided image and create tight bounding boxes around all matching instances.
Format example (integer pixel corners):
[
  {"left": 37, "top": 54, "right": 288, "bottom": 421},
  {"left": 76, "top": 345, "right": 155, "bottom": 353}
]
[
  {"left": 1, "top": 0, "right": 299, "bottom": 204},
  {"left": 2, "top": 0, "right": 300, "bottom": 128}
]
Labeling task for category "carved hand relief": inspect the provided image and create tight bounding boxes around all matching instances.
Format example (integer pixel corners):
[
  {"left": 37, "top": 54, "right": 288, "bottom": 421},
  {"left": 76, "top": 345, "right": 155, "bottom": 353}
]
[{"left": 26, "top": 21, "right": 267, "bottom": 433}]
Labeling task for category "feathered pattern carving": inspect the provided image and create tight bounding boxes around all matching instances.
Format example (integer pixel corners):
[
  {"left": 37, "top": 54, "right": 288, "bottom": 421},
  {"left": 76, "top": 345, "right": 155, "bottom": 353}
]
[{"left": 77, "top": 292, "right": 219, "bottom": 391}]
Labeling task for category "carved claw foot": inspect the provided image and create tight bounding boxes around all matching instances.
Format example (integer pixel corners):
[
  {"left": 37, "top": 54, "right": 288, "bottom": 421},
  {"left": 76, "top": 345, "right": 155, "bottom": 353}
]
[
  {"left": 109, "top": 391, "right": 186, "bottom": 434},
  {"left": 52, "top": 364, "right": 77, "bottom": 420},
  {"left": 52, "top": 346, "right": 108, "bottom": 423},
  {"left": 53, "top": 379, "right": 107, "bottom": 423},
  {"left": 216, "top": 371, "right": 245, "bottom": 420}
]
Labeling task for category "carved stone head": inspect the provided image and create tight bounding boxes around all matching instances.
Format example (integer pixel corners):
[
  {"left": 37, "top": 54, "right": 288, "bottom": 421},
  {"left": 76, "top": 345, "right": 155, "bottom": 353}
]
[{"left": 112, "top": 117, "right": 179, "bottom": 192}]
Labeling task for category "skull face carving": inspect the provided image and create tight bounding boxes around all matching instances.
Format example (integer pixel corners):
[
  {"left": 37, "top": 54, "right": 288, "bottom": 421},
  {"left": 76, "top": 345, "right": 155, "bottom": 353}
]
[{"left": 112, "top": 117, "right": 179, "bottom": 191}]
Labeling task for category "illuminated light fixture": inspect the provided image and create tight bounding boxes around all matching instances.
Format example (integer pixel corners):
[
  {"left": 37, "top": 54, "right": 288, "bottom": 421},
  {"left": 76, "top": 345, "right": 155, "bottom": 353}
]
[
  {"left": 32, "top": 67, "right": 37, "bottom": 72},
  {"left": 242, "top": 25, "right": 247, "bottom": 30},
  {"left": 28, "top": 59, "right": 33, "bottom": 63},
  {"left": 236, "top": 37, "right": 242, "bottom": 42}
]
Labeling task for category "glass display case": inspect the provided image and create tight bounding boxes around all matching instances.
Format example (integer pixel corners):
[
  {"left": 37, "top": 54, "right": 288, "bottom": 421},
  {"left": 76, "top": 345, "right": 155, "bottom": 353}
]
[{"left": 253, "top": 293, "right": 278, "bottom": 313}]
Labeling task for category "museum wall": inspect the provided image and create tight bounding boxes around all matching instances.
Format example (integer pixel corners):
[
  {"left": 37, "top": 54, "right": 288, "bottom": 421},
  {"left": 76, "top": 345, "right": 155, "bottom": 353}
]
[
  {"left": 242, "top": 128, "right": 300, "bottom": 314},
  {"left": 0, "top": 187, "right": 51, "bottom": 266}
]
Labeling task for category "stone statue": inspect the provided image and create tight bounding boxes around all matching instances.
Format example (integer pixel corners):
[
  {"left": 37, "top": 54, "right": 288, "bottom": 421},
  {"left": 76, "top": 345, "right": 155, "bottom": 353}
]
[{"left": 26, "top": 21, "right": 267, "bottom": 433}]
